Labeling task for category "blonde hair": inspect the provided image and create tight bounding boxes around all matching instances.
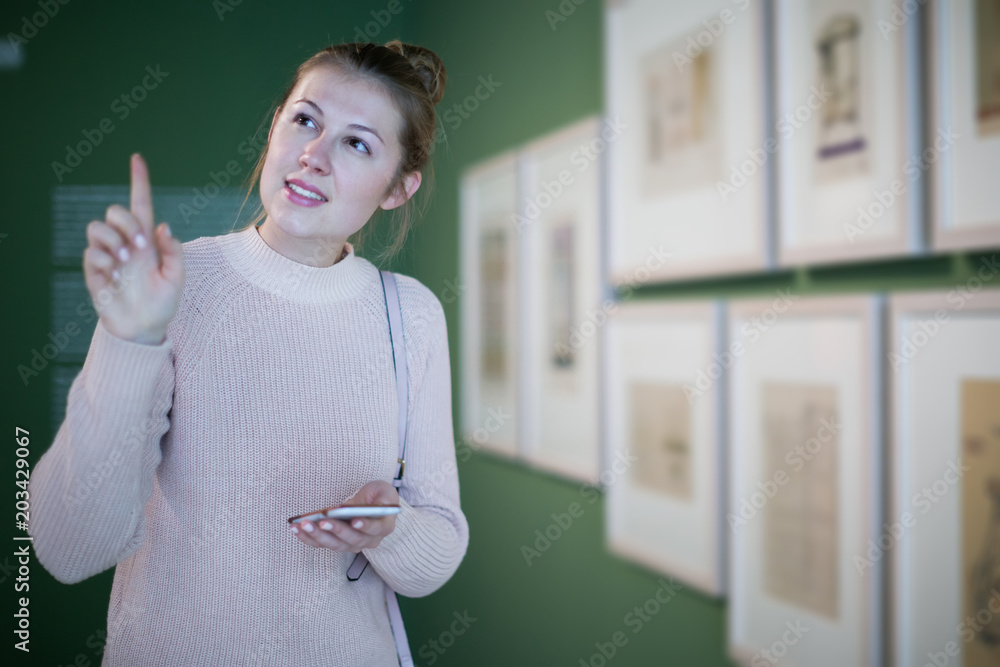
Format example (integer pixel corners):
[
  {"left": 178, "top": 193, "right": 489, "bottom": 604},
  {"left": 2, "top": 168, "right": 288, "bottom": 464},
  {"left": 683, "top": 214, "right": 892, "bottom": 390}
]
[{"left": 235, "top": 40, "right": 447, "bottom": 266}]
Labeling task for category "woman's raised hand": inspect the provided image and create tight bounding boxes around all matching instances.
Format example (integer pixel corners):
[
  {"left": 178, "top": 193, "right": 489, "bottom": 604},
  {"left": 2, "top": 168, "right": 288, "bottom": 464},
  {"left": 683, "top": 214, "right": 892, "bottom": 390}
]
[{"left": 83, "top": 153, "right": 185, "bottom": 345}]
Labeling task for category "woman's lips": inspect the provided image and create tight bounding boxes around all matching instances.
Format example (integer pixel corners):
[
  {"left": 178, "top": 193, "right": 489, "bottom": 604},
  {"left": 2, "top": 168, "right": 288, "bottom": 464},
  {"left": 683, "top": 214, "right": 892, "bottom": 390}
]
[{"left": 283, "top": 181, "right": 327, "bottom": 208}]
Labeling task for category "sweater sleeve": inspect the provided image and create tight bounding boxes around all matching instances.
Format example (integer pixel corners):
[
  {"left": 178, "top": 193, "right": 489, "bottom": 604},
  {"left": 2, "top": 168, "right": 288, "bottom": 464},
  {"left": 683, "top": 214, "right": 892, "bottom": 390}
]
[
  {"left": 361, "top": 300, "right": 470, "bottom": 598},
  {"left": 27, "top": 318, "right": 175, "bottom": 584}
]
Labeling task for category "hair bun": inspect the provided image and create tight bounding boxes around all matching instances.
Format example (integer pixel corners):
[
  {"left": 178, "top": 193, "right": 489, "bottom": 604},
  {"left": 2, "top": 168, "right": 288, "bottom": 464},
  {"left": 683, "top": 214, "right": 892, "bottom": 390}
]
[{"left": 383, "top": 39, "right": 447, "bottom": 106}]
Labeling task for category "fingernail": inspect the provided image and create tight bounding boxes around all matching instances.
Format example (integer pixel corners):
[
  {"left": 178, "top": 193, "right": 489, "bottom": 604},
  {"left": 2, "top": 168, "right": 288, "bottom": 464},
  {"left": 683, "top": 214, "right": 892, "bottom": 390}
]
[
  {"left": 303, "top": 523, "right": 314, "bottom": 533},
  {"left": 135, "top": 233, "right": 147, "bottom": 249},
  {"left": 118, "top": 246, "right": 129, "bottom": 262},
  {"left": 164, "top": 223, "right": 172, "bottom": 238},
  {"left": 112, "top": 269, "right": 121, "bottom": 282},
  {"left": 320, "top": 522, "right": 333, "bottom": 531},
  {"left": 352, "top": 520, "right": 363, "bottom": 529},
  {"left": 291, "top": 526, "right": 299, "bottom": 534}
]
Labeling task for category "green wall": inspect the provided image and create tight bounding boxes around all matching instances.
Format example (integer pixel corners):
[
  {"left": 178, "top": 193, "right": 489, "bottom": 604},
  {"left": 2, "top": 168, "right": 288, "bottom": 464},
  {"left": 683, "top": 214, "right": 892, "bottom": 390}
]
[{"left": 4, "top": 0, "right": 998, "bottom": 665}]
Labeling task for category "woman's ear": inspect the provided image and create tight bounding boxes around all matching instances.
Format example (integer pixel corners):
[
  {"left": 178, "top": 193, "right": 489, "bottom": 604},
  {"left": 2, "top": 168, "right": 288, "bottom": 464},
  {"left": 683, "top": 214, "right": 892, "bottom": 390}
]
[{"left": 380, "top": 171, "right": 422, "bottom": 211}]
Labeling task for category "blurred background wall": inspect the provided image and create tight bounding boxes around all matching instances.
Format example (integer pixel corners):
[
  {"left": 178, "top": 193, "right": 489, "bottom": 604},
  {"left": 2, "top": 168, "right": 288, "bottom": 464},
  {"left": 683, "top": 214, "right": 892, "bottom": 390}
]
[{"left": 2, "top": 1, "right": 996, "bottom": 665}]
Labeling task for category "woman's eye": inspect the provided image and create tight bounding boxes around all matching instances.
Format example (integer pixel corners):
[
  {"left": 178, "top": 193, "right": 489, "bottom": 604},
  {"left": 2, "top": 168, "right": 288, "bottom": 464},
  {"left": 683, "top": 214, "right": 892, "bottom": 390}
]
[
  {"left": 289, "top": 115, "right": 369, "bottom": 155},
  {"left": 346, "top": 137, "right": 372, "bottom": 155},
  {"left": 293, "top": 113, "right": 316, "bottom": 129}
]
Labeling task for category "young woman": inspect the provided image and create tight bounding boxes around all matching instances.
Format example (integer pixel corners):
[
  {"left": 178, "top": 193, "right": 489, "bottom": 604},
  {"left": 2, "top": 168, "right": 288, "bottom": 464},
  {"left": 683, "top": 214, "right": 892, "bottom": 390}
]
[{"left": 27, "top": 41, "right": 468, "bottom": 666}]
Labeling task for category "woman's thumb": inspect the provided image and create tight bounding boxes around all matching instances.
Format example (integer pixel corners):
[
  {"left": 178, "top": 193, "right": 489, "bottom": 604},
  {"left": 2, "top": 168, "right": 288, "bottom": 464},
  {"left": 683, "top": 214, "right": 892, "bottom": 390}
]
[{"left": 156, "top": 223, "right": 183, "bottom": 280}]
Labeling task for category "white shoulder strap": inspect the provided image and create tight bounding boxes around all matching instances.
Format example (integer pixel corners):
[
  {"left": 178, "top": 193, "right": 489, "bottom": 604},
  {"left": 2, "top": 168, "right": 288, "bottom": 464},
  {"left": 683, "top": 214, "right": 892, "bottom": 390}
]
[{"left": 345, "top": 269, "right": 413, "bottom": 667}]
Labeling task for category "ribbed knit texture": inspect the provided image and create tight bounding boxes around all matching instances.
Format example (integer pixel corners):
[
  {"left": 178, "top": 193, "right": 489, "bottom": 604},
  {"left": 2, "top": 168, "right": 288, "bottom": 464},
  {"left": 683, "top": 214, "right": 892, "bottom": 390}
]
[{"left": 27, "top": 225, "right": 469, "bottom": 666}]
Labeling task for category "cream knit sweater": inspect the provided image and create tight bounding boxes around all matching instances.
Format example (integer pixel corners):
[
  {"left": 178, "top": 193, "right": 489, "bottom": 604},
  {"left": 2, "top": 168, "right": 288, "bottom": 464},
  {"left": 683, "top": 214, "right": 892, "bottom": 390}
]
[{"left": 27, "top": 224, "right": 469, "bottom": 666}]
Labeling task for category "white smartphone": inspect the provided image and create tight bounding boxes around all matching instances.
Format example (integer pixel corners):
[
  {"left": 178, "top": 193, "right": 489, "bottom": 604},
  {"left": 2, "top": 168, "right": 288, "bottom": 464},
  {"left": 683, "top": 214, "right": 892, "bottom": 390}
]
[{"left": 288, "top": 505, "right": 401, "bottom": 524}]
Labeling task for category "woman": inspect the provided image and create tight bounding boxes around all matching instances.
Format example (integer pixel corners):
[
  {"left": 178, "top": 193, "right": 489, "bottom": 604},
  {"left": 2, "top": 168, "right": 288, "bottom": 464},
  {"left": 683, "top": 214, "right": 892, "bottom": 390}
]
[{"left": 27, "top": 41, "right": 468, "bottom": 666}]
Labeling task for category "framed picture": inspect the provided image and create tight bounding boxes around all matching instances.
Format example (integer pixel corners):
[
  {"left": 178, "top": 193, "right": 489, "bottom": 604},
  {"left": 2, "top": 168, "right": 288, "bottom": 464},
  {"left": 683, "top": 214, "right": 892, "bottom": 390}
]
[
  {"left": 889, "top": 287, "right": 1000, "bottom": 666},
  {"left": 519, "top": 117, "right": 605, "bottom": 484},
  {"left": 774, "top": 0, "right": 923, "bottom": 265},
  {"left": 604, "top": 300, "right": 726, "bottom": 596},
  {"left": 727, "top": 294, "right": 883, "bottom": 666},
  {"left": 604, "top": 0, "right": 772, "bottom": 283},
  {"left": 459, "top": 152, "right": 521, "bottom": 458},
  {"left": 929, "top": 0, "right": 1000, "bottom": 251}
]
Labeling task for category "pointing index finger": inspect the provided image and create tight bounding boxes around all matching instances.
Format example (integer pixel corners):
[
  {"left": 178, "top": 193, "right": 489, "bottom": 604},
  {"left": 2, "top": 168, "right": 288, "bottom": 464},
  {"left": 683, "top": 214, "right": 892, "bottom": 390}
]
[{"left": 130, "top": 153, "right": 154, "bottom": 235}]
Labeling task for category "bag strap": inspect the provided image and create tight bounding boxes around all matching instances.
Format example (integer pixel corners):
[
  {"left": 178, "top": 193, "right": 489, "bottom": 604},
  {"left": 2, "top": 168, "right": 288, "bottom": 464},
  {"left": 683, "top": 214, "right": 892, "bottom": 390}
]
[
  {"left": 382, "top": 269, "right": 409, "bottom": 486},
  {"left": 345, "top": 269, "right": 413, "bottom": 667}
]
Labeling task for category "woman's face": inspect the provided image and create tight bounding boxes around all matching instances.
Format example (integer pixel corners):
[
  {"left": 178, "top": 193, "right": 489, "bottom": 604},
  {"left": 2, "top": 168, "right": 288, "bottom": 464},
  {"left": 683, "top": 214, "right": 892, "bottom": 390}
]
[{"left": 259, "top": 65, "right": 418, "bottom": 259}]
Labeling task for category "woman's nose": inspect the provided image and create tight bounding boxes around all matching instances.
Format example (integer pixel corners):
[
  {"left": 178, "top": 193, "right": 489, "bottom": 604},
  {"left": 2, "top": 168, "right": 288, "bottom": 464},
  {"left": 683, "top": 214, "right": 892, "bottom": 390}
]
[{"left": 298, "top": 139, "right": 331, "bottom": 175}]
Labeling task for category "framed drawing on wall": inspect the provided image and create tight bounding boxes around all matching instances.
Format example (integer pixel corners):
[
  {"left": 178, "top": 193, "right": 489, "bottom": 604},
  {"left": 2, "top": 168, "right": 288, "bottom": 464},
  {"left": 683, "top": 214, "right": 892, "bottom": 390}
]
[
  {"left": 459, "top": 152, "right": 521, "bottom": 458},
  {"left": 774, "top": 0, "right": 923, "bottom": 265},
  {"left": 889, "top": 288, "right": 1000, "bottom": 666},
  {"left": 929, "top": 0, "right": 1000, "bottom": 251},
  {"left": 604, "top": 0, "right": 772, "bottom": 283},
  {"left": 727, "top": 294, "right": 884, "bottom": 667},
  {"left": 604, "top": 300, "right": 726, "bottom": 596},
  {"left": 519, "top": 117, "right": 604, "bottom": 484}
]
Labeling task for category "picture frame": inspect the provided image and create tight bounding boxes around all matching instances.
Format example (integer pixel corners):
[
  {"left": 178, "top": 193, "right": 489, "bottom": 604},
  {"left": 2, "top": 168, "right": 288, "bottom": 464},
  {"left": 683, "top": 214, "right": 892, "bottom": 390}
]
[
  {"left": 929, "top": 0, "right": 1000, "bottom": 251},
  {"left": 604, "top": 0, "right": 772, "bottom": 284},
  {"left": 519, "top": 116, "right": 605, "bottom": 484},
  {"left": 459, "top": 152, "right": 521, "bottom": 458},
  {"left": 888, "top": 287, "right": 1000, "bottom": 667},
  {"left": 774, "top": 0, "right": 924, "bottom": 265},
  {"left": 603, "top": 299, "right": 726, "bottom": 596},
  {"left": 727, "top": 294, "right": 884, "bottom": 666}
]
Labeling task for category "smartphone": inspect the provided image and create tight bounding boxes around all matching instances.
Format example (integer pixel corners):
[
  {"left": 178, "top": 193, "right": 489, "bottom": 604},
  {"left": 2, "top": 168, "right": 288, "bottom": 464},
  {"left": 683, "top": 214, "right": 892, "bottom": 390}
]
[{"left": 287, "top": 505, "right": 401, "bottom": 524}]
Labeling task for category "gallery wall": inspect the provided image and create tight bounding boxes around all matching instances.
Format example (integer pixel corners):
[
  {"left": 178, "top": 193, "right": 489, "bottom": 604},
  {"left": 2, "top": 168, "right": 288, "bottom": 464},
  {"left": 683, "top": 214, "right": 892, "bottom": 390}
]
[{"left": 401, "top": 1, "right": 1000, "bottom": 666}]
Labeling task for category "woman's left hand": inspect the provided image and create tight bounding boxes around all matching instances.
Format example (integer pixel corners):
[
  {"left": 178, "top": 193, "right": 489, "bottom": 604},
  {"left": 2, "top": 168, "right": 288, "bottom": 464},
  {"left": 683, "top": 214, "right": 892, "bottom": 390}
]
[{"left": 290, "top": 480, "right": 400, "bottom": 552}]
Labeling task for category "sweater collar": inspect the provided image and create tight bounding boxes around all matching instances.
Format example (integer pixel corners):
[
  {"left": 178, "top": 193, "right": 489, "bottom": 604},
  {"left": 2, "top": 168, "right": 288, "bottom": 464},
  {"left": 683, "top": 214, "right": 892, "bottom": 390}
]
[{"left": 217, "top": 225, "right": 378, "bottom": 303}]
